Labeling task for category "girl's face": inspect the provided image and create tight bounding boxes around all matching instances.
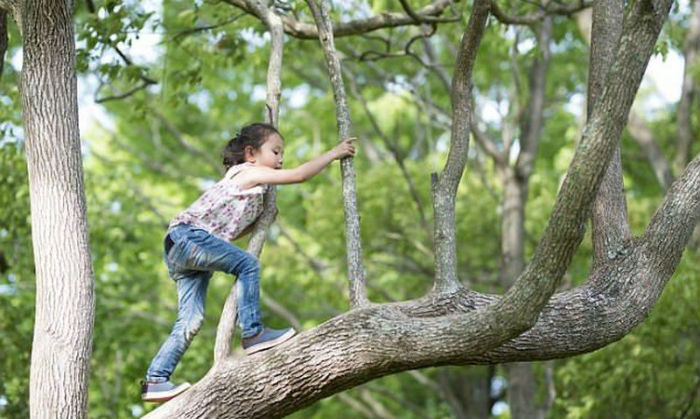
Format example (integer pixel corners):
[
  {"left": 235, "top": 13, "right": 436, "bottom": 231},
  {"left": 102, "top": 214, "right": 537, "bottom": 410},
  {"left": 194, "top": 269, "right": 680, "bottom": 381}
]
[{"left": 249, "top": 133, "right": 284, "bottom": 169}]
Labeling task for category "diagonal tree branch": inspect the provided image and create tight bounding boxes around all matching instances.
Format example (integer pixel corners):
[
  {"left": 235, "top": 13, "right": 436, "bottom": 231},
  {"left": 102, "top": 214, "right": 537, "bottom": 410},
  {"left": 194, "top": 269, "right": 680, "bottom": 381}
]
[
  {"left": 431, "top": 0, "right": 490, "bottom": 293},
  {"left": 305, "top": 0, "right": 368, "bottom": 307},
  {"left": 642, "top": 154, "right": 700, "bottom": 276}
]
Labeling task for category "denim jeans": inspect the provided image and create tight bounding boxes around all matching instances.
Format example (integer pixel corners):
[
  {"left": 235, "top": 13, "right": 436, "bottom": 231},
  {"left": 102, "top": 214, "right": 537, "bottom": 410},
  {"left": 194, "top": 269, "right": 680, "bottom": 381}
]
[{"left": 146, "top": 223, "right": 263, "bottom": 382}]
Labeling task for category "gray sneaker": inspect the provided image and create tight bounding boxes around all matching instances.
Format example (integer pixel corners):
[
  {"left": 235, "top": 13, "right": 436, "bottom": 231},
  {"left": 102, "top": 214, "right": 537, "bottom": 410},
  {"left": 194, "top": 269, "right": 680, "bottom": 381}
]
[
  {"left": 141, "top": 380, "right": 191, "bottom": 403},
  {"left": 242, "top": 327, "right": 296, "bottom": 355}
]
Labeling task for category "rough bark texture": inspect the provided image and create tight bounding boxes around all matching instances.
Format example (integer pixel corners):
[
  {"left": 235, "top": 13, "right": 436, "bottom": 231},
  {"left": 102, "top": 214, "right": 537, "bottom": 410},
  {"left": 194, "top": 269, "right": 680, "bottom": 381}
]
[
  {"left": 141, "top": 1, "right": 692, "bottom": 418},
  {"left": 214, "top": 0, "right": 284, "bottom": 363},
  {"left": 21, "top": 0, "right": 96, "bottom": 418},
  {"left": 589, "top": 0, "right": 630, "bottom": 267},
  {"left": 432, "top": 0, "right": 490, "bottom": 293},
  {"left": 306, "top": 0, "right": 368, "bottom": 307}
]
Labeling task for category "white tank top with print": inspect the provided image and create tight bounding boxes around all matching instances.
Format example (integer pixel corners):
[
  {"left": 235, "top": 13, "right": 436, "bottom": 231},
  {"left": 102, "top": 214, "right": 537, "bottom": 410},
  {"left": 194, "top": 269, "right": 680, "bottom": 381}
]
[{"left": 170, "top": 162, "right": 268, "bottom": 241}]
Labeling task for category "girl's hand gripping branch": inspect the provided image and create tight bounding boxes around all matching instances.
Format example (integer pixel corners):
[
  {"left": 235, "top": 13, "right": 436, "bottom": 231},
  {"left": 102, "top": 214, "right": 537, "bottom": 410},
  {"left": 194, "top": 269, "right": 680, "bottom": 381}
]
[
  {"left": 235, "top": 135, "right": 358, "bottom": 190},
  {"left": 332, "top": 137, "right": 357, "bottom": 160}
]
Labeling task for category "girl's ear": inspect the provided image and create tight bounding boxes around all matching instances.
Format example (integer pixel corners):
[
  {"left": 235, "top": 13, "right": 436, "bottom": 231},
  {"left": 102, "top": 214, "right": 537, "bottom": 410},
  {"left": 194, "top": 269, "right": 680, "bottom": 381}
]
[{"left": 243, "top": 145, "right": 256, "bottom": 162}]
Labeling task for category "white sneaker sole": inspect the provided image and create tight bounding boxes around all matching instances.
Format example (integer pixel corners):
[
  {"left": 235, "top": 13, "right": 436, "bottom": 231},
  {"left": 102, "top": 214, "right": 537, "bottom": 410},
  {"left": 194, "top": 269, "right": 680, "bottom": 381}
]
[
  {"left": 141, "top": 382, "right": 191, "bottom": 403},
  {"left": 244, "top": 329, "right": 297, "bottom": 355}
]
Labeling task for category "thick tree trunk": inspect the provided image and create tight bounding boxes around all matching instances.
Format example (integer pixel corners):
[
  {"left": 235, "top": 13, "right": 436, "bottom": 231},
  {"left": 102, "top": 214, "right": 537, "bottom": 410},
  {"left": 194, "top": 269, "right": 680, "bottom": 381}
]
[{"left": 20, "top": 1, "right": 96, "bottom": 418}]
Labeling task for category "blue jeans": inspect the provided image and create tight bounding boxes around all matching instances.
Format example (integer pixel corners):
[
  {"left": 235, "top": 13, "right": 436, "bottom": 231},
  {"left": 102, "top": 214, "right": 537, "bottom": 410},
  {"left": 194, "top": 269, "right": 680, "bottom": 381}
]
[{"left": 146, "top": 224, "right": 263, "bottom": 382}]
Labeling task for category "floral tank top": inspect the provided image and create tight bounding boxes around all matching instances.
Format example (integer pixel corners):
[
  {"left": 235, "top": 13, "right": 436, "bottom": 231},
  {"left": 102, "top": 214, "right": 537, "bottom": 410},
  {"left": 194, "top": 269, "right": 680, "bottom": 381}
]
[{"left": 170, "top": 162, "right": 268, "bottom": 241}]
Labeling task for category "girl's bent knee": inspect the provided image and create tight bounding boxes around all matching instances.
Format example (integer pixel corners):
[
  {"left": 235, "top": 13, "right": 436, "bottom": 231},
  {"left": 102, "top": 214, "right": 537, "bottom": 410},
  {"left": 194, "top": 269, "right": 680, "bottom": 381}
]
[{"left": 236, "top": 255, "right": 259, "bottom": 275}]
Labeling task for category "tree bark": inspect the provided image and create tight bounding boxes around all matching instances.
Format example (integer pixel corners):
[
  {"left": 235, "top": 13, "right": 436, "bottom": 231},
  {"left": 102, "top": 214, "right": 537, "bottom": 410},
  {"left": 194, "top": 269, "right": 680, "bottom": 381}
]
[
  {"left": 20, "top": 1, "right": 95, "bottom": 418},
  {"left": 306, "top": 0, "right": 368, "bottom": 307},
  {"left": 432, "top": 0, "right": 490, "bottom": 293},
  {"left": 589, "top": 0, "right": 630, "bottom": 268}
]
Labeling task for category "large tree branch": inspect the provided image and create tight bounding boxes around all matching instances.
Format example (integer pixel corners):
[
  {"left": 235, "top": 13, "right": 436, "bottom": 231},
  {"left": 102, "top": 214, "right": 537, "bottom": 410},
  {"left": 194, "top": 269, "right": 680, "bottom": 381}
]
[
  {"left": 431, "top": 0, "right": 490, "bottom": 293},
  {"left": 642, "top": 154, "right": 700, "bottom": 276},
  {"left": 306, "top": 0, "right": 368, "bottom": 307},
  {"left": 588, "top": 0, "right": 630, "bottom": 267},
  {"left": 222, "top": 0, "right": 460, "bottom": 39}
]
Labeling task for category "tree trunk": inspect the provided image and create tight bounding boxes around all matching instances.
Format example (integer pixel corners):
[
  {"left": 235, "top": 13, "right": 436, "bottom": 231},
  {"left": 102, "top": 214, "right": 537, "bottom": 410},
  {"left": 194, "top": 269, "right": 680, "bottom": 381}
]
[
  {"left": 20, "top": 1, "right": 95, "bottom": 418},
  {"left": 306, "top": 0, "right": 368, "bottom": 307},
  {"left": 589, "top": 0, "right": 629, "bottom": 267}
]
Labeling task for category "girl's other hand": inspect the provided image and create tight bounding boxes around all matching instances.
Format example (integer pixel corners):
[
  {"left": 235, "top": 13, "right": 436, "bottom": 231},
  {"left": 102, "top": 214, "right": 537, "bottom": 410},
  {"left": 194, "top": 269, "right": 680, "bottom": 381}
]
[{"left": 333, "top": 137, "right": 357, "bottom": 160}]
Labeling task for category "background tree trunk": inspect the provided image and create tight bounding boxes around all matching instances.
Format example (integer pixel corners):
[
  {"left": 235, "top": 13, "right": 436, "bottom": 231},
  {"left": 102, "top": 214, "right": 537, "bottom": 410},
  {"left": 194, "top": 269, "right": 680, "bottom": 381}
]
[{"left": 20, "top": 0, "right": 96, "bottom": 418}]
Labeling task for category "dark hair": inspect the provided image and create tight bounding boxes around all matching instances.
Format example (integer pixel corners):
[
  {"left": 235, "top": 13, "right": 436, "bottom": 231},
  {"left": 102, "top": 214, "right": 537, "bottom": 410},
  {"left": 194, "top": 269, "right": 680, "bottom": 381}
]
[{"left": 222, "top": 122, "right": 282, "bottom": 170}]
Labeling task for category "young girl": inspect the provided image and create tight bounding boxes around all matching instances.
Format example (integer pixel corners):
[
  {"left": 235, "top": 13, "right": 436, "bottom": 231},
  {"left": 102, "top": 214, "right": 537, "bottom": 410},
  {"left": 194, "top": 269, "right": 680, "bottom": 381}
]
[{"left": 141, "top": 122, "right": 356, "bottom": 402}]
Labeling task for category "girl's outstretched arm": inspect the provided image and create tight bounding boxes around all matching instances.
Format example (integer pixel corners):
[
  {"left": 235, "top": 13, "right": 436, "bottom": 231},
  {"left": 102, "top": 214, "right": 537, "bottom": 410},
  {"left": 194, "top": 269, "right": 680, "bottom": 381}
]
[{"left": 236, "top": 138, "right": 356, "bottom": 189}]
